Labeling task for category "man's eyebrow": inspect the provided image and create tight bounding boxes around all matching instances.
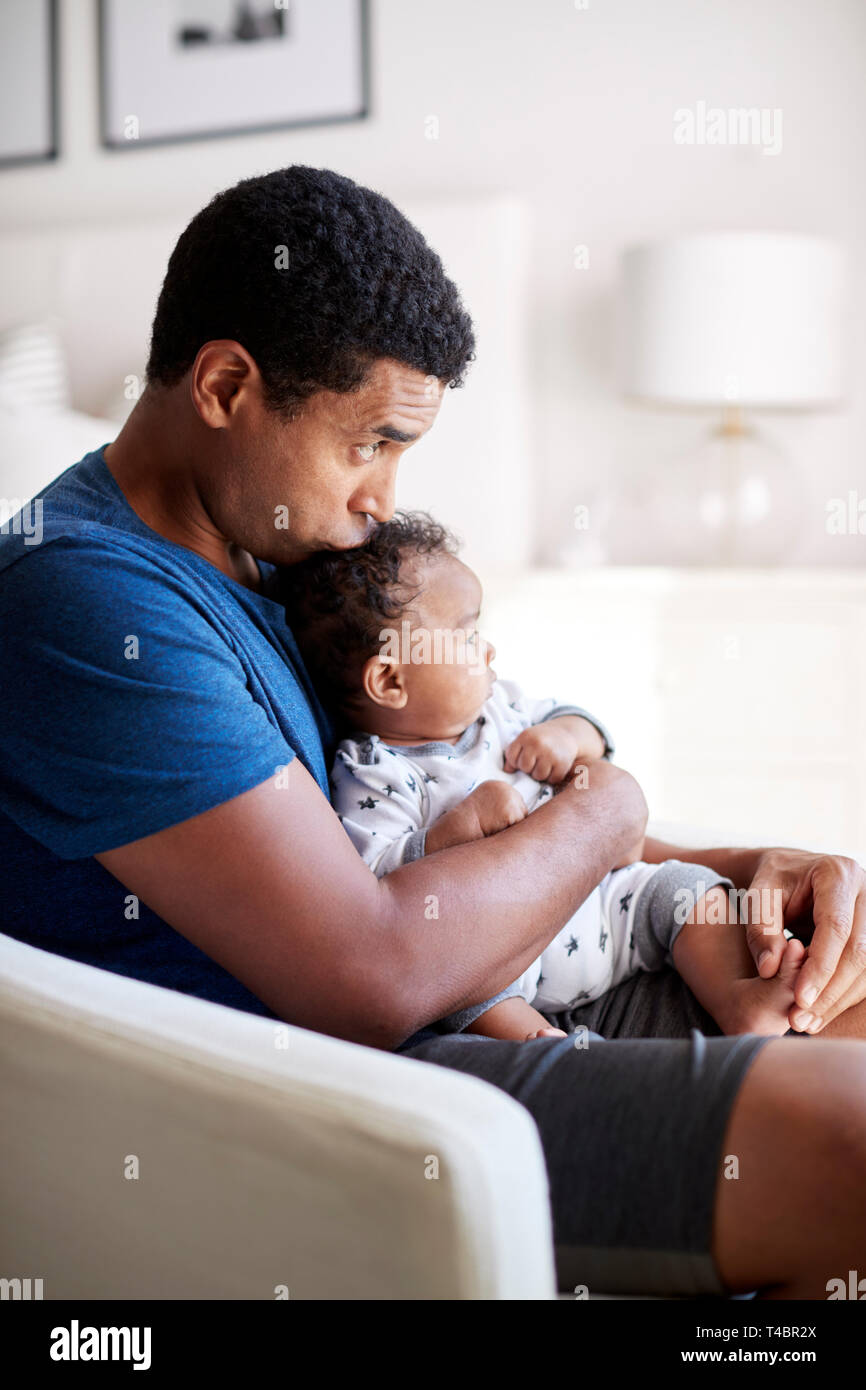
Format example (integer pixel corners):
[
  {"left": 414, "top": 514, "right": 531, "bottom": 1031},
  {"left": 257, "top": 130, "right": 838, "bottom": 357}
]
[{"left": 368, "top": 424, "right": 419, "bottom": 443}]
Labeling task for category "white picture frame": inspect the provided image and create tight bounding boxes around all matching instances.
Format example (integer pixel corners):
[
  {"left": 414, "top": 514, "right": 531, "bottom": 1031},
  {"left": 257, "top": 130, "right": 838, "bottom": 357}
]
[
  {"left": 0, "top": 0, "right": 58, "bottom": 168},
  {"left": 99, "top": 0, "right": 369, "bottom": 150}
]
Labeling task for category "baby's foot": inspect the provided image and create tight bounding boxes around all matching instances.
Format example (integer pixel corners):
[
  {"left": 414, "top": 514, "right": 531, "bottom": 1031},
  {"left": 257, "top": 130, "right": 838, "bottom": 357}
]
[
  {"left": 716, "top": 937, "right": 807, "bottom": 1036},
  {"left": 525, "top": 1026, "right": 568, "bottom": 1042}
]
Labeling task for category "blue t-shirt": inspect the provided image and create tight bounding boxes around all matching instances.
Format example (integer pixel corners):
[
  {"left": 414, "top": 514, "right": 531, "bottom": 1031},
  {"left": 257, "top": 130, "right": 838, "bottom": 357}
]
[{"left": 0, "top": 445, "right": 339, "bottom": 1023}]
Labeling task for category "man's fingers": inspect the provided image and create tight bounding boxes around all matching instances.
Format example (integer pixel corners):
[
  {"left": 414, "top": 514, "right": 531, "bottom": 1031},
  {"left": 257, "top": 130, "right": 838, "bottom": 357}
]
[
  {"left": 790, "top": 970, "right": 859, "bottom": 1032},
  {"left": 742, "top": 871, "right": 788, "bottom": 977},
  {"left": 794, "top": 919, "right": 866, "bottom": 1028},
  {"left": 792, "top": 868, "right": 858, "bottom": 1013}
]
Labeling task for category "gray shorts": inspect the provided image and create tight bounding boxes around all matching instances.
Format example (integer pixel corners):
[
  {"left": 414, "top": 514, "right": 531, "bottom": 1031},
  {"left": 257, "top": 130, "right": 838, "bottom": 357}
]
[{"left": 396, "top": 965, "right": 777, "bottom": 1297}]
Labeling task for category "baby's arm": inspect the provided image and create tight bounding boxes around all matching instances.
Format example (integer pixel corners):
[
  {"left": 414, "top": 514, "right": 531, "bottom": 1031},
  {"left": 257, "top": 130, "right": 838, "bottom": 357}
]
[
  {"left": 503, "top": 716, "right": 602, "bottom": 784},
  {"left": 499, "top": 683, "right": 616, "bottom": 783},
  {"left": 425, "top": 779, "right": 527, "bottom": 854},
  {"left": 500, "top": 687, "right": 640, "bottom": 864},
  {"left": 464, "top": 995, "right": 567, "bottom": 1042}
]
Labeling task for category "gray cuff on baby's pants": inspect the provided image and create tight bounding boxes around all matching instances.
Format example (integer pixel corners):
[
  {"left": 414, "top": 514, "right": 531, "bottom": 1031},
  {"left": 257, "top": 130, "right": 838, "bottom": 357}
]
[
  {"left": 429, "top": 978, "right": 528, "bottom": 1035},
  {"left": 631, "top": 860, "right": 736, "bottom": 972}
]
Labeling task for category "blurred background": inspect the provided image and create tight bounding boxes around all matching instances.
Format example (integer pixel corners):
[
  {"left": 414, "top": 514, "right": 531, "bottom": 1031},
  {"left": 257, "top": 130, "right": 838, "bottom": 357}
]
[{"left": 1, "top": 0, "right": 864, "bottom": 856}]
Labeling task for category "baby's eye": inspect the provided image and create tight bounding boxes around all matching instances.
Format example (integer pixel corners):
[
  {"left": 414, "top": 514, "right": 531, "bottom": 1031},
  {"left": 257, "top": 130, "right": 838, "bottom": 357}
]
[{"left": 355, "top": 442, "right": 381, "bottom": 462}]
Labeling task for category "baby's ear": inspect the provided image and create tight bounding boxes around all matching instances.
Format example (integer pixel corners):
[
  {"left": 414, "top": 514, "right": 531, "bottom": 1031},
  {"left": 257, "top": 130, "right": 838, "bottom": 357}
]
[{"left": 362, "top": 655, "right": 408, "bottom": 710}]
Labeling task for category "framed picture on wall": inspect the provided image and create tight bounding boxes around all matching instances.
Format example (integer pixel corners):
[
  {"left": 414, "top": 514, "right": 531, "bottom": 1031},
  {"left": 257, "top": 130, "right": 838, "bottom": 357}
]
[
  {"left": 0, "top": 0, "right": 58, "bottom": 168},
  {"left": 99, "top": 0, "right": 369, "bottom": 150}
]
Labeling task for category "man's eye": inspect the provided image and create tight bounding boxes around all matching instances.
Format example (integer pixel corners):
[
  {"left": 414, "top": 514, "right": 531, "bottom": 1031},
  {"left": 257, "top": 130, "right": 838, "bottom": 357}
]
[{"left": 355, "top": 442, "right": 381, "bottom": 462}]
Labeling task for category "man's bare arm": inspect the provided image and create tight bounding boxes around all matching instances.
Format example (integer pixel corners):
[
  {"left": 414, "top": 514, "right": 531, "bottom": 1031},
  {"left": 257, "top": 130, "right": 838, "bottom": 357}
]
[{"left": 95, "top": 756, "right": 646, "bottom": 1050}]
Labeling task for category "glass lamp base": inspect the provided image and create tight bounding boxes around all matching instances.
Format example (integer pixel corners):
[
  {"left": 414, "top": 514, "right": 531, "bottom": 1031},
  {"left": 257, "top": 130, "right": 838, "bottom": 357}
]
[{"left": 634, "top": 422, "right": 803, "bottom": 566}]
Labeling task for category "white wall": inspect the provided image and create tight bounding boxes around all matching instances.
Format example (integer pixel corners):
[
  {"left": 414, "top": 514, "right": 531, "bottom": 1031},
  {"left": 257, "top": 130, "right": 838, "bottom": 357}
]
[{"left": 2, "top": 0, "right": 864, "bottom": 566}]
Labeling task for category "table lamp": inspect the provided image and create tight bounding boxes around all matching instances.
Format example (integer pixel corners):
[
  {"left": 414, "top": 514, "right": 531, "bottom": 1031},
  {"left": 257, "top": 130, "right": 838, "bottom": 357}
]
[{"left": 619, "top": 233, "right": 847, "bottom": 564}]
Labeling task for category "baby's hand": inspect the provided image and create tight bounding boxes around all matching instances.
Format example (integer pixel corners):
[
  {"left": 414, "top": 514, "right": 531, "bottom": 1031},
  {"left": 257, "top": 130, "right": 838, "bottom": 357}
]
[
  {"left": 425, "top": 779, "right": 527, "bottom": 853},
  {"left": 466, "top": 779, "right": 529, "bottom": 837},
  {"left": 503, "top": 721, "right": 582, "bottom": 784}
]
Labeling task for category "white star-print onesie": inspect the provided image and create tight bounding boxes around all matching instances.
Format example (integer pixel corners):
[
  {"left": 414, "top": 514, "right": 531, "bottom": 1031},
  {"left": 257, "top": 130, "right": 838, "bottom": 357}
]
[{"left": 329, "top": 678, "right": 732, "bottom": 1033}]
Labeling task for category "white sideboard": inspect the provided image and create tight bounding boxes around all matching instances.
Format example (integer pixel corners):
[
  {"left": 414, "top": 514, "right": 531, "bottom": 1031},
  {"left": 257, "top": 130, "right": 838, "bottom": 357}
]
[{"left": 482, "top": 567, "right": 866, "bottom": 862}]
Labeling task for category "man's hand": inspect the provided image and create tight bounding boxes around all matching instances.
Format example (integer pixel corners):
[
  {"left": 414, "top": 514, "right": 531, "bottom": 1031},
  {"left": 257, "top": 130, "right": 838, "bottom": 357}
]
[
  {"left": 503, "top": 715, "right": 603, "bottom": 784},
  {"left": 425, "top": 779, "right": 528, "bottom": 854},
  {"left": 743, "top": 848, "right": 866, "bottom": 1032}
]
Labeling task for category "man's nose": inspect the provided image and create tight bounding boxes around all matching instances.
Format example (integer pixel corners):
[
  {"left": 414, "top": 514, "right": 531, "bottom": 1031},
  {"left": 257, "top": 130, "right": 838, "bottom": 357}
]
[{"left": 353, "top": 461, "right": 398, "bottom": 524}]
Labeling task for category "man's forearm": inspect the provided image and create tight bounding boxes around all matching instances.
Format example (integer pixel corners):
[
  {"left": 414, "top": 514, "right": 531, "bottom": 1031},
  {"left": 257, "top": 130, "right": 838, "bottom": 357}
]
[
  {"left": 377, "top": 761, "right": 647, "bottom": 1044},
  {"left": 641, "top": 835, "right": 767, "bottom": 890}
]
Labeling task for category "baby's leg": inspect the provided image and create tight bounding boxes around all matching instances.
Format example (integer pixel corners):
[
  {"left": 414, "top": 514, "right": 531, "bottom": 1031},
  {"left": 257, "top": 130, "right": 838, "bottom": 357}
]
[{"left": 672, "top": 886, "right": 806, "bottom": 1036}]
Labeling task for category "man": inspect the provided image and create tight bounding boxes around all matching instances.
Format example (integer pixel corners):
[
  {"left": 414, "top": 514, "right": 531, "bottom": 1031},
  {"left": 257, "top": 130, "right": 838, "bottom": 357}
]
[{"left": 1, "top": 166, "right": 864, "bottom": 1298}]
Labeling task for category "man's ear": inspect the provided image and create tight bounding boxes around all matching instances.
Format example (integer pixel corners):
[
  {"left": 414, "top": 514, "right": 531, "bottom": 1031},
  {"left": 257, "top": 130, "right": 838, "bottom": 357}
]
[
  {"left": 362, "top": 656, "right": 408, "bottom": 710},
  {"left": 190, "top": 340, "right": 260, "bottom": 428}
]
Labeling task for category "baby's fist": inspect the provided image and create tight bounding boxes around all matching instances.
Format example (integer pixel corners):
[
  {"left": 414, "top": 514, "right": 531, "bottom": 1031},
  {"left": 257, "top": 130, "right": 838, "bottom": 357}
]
[
  {"left": 503, "top": 722, "right": 582, "bottom": 784},
  {"left": 467, "top": 778, "right": 528, "bottom": 836}
]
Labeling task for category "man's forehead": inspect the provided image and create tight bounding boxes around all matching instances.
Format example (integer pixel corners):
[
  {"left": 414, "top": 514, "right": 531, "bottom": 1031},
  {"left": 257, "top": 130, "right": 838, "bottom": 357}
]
[{"left": 348, "top": 359, "right": 444, "bottom": 419}]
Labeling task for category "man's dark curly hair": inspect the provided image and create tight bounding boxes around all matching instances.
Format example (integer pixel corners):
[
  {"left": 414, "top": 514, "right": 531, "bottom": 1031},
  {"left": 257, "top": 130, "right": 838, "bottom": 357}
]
[
  {"left": 276, "top": 510, "right": 461, "bottom": 724},
  {"left": 146, "top": 165, "right": 476, "bottom": 413}
]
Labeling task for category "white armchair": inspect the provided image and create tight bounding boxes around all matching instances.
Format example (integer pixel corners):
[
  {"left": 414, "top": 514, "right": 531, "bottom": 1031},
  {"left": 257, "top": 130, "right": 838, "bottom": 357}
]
[
  {"left": 0, "top": 930, "right": 557, "bottom": 1301},
  {"left": 4, "top": 817, "right": 836, "bottom": 1301}
]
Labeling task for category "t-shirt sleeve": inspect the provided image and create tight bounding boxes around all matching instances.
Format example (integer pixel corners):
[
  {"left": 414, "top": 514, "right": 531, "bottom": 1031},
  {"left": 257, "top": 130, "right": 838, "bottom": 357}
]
[{"left": 0, "top": 539, "right": 296, "bottom": 858}]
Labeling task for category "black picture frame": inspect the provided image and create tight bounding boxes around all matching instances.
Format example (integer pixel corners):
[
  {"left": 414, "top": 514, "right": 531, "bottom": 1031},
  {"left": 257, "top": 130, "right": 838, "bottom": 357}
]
[
  {"left": 98, "top": 0, "right": 370, "bottom": 152},
  {"left": 0, "top": 0, "right": 59, "bottom": 169}
]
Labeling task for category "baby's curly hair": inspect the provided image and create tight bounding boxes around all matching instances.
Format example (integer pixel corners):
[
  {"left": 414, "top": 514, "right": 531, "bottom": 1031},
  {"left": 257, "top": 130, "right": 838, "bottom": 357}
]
[
  {"left": 276, "top": 510, "right": 461, "bottom": 725},
  {"left": 146, "top": 165, "right": 476, "bottom": 414}
]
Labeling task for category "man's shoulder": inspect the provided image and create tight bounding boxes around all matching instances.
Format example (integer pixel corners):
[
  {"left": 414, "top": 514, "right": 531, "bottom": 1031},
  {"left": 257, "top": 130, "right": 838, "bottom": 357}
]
[
  {"left": 1, "top": 447, "right": 191, "bottom": 586},
  {"left": 0, "top": 527, "right": 193, "bottom": 619},
  {"left": 0, "top": 526, "right": 233, "bottom": 686}
]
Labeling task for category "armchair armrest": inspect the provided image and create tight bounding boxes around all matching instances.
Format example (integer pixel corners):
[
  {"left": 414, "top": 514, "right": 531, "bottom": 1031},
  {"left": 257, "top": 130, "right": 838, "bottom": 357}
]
[{"left": 0, "top": 933, "right": 556, "bottom": 1300}]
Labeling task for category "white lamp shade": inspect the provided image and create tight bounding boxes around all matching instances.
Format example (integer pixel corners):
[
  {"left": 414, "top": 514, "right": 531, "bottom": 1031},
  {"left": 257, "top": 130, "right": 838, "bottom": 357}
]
[{"left": 621, "top": 233, "right": 846, "bottom": 407}]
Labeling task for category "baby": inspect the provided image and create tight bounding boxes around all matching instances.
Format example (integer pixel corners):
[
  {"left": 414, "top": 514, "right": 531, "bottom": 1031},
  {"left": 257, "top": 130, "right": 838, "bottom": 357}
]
[{"left": 278, "top": 511, "right": 806, "bottom": 1043}]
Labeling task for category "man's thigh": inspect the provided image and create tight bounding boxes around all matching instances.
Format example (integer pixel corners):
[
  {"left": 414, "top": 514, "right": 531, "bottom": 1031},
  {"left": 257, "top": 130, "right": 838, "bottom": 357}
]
[{"left": 399, "top": 990, "right": 773, "bottom": 1296}]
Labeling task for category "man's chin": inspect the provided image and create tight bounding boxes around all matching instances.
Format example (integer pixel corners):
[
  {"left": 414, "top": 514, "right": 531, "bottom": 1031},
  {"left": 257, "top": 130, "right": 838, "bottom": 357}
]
[{"left": 329, "top": 532, "right": 374, "bottom": 551}]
